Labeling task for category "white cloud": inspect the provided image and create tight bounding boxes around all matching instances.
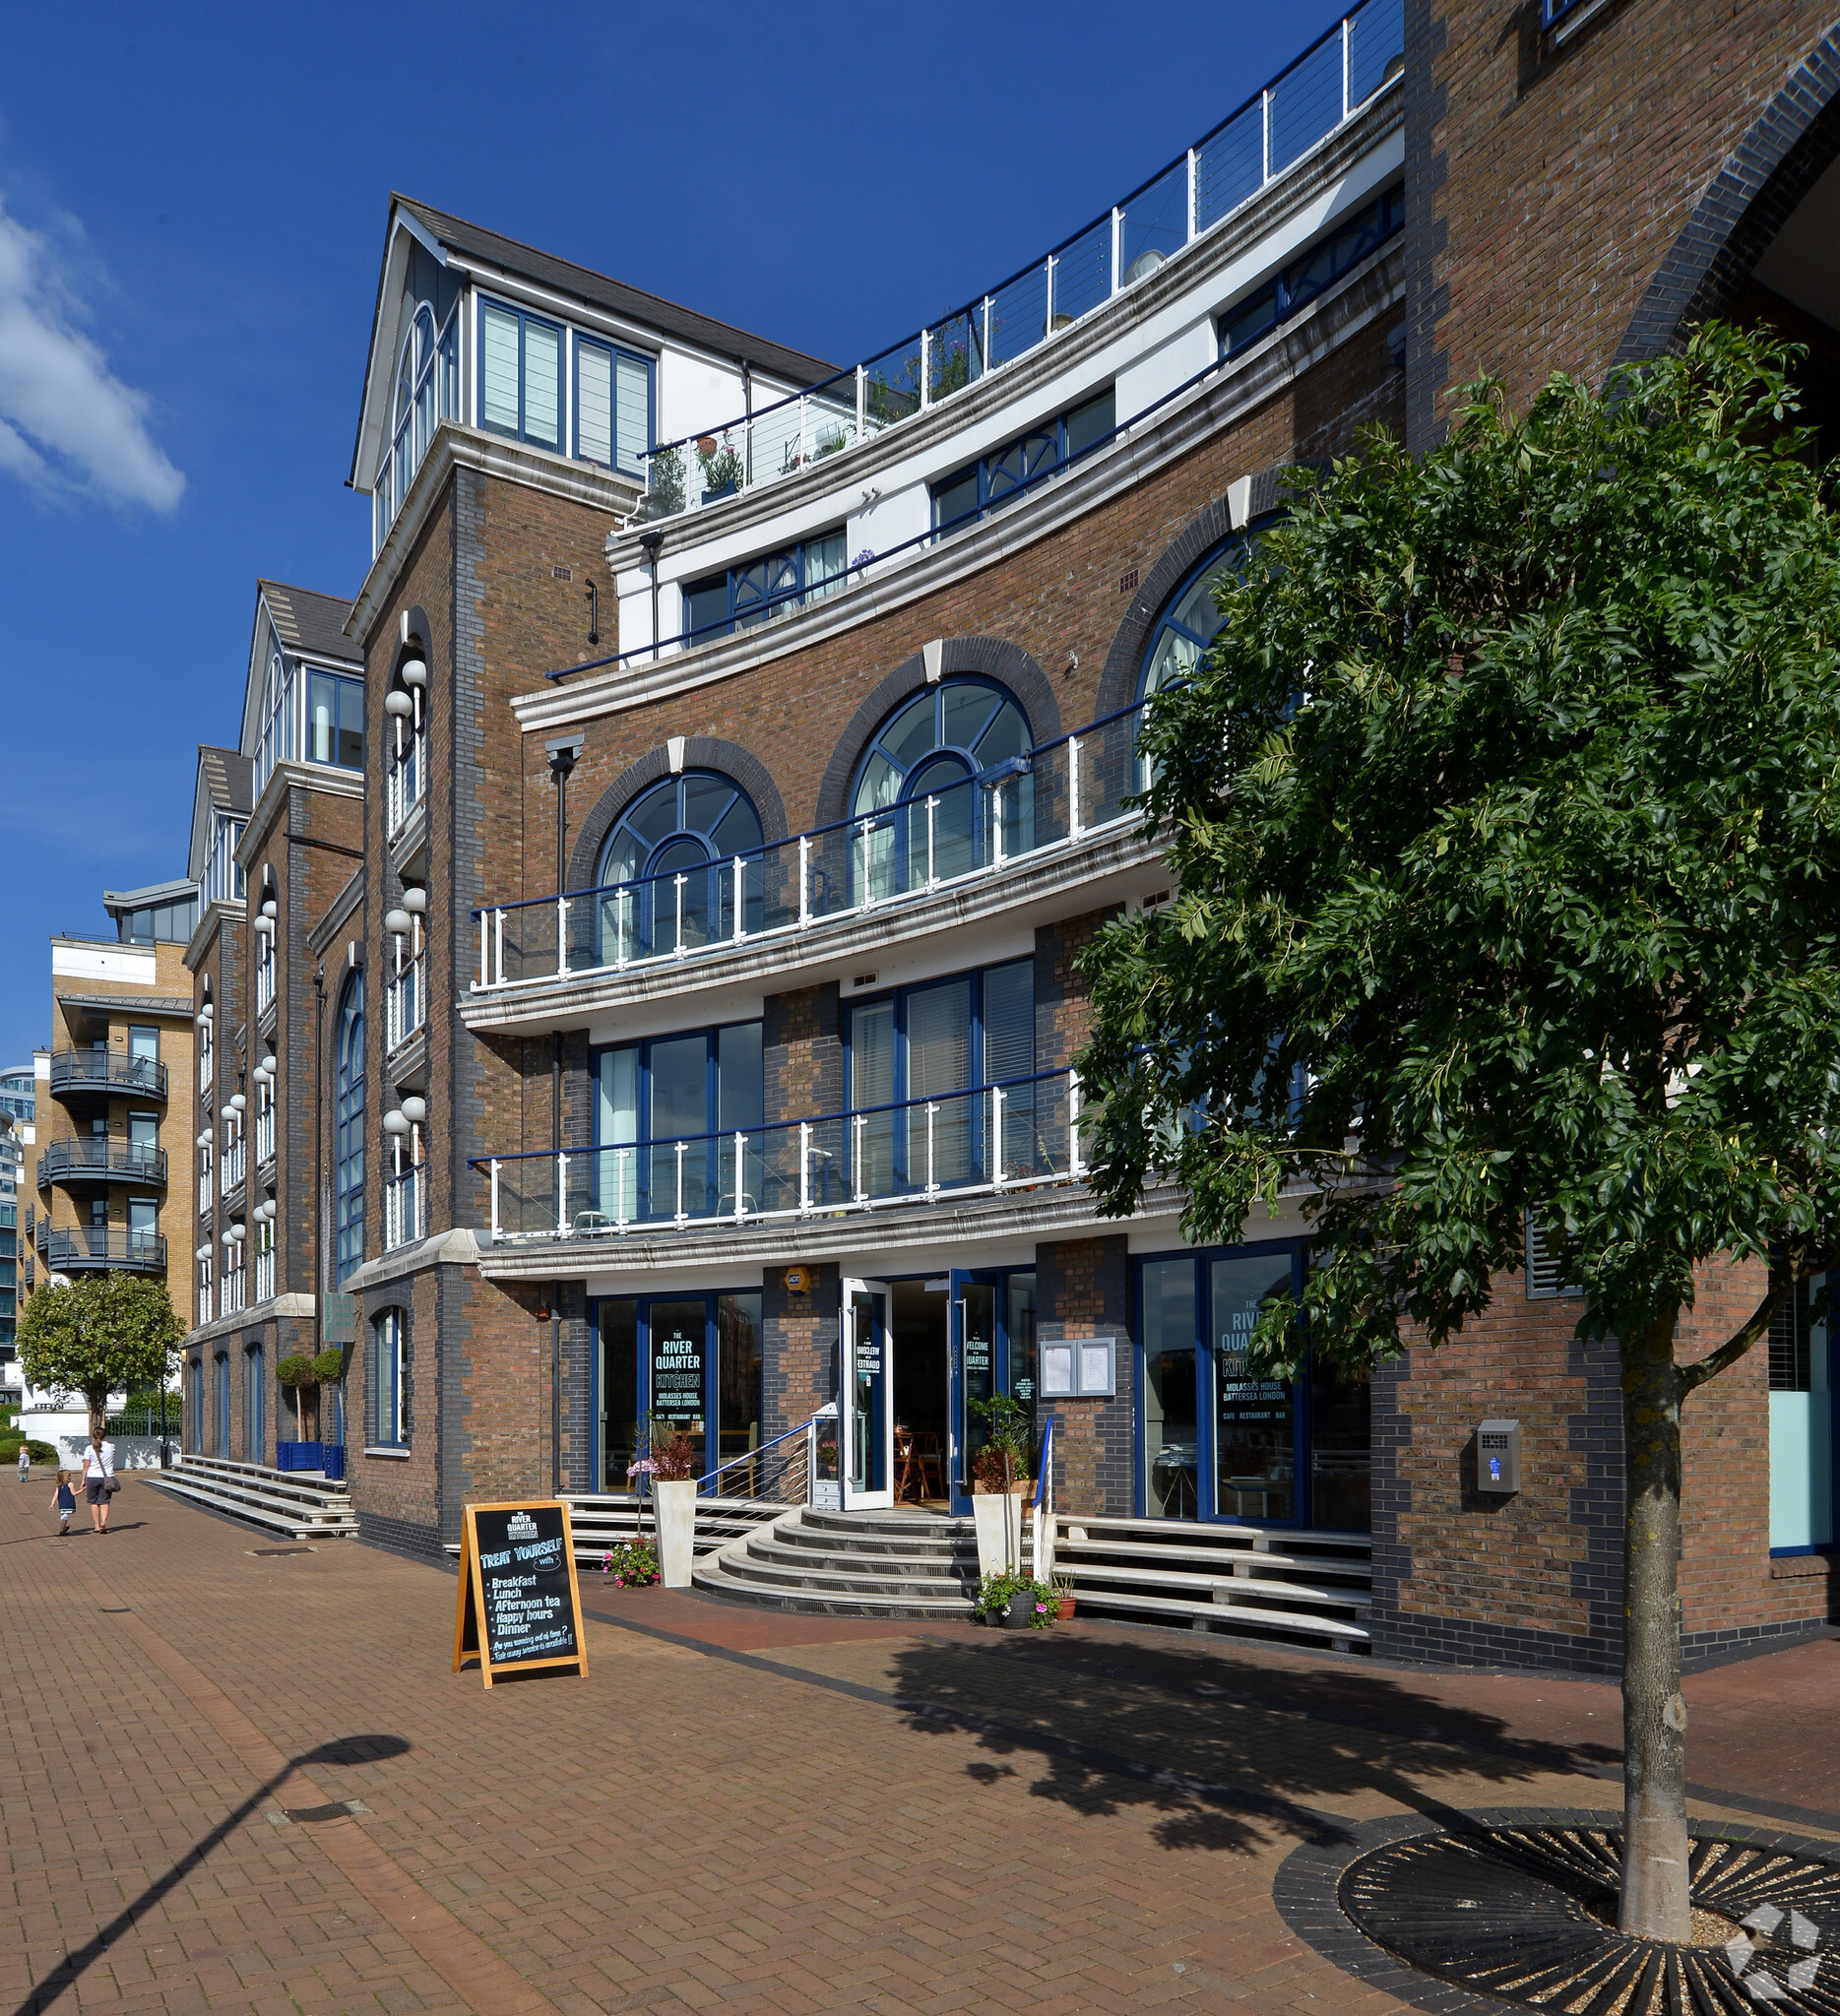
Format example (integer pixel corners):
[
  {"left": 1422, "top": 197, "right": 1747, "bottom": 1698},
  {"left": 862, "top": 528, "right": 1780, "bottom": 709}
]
[{"left": 0, "top": 199, "right": 183, "bottom": 512}]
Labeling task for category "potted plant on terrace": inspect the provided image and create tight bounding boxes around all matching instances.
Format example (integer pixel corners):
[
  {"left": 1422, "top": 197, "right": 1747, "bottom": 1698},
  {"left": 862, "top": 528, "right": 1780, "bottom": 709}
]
[
  {"left": 629, "top": 1422, "right": 699, "bottom": 1587},
  {"left": 968, "top": 1395, "right": 1031, "bottom": 1580},
  {"left": 275, "top": 1354, "right": 317, "bottom": 1467},
  {"left": 973, "top": 1568, "right": 1059, "bottom": 1629},
  {"left": 601, "top": 1538, "right": 660, "bottom": 1588}
]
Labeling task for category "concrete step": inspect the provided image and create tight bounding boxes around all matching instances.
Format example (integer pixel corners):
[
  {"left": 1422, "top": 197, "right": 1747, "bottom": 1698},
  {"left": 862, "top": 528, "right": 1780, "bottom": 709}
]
[
  {"left": 172, "top": 1455, "right": 354, "bottom": 1514},
  {"left": 799, "top": 1507, "right": 976, "bottom": 1544},
  {"left": 724, "top": 1554, "right": 976, "bottom": 1600},
  {"left": 1062, "top": 1559, "right": 1371, "bottom": 1614},
  {"left": 1068, "top": 1582, "right": 1371, "bottom": 1649},
  {"left": 773, "top": 1525, "right": 977, "bottom": 1562},
  {"left": 146, "top": 1473, "right": 359, "bottom": 1541},
  {"left": 693, "top": 1551, "right": 976, "bottom": 1619},
  {"left": 1063, "top": 1514, "right": 1370, "bottom": 1560},
  {"left": 747, "top": 1538, "right": 977, "bottom": 1578},
  {"left": 1057, "top": 1536, "right": 1372, "bottom": 1584}
]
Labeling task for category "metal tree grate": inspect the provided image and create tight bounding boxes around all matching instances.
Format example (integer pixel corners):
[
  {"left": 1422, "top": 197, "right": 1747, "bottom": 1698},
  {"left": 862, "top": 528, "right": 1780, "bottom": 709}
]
[{"left": 1340, "top": 1826, "right": 1840, "bottom": 2015}]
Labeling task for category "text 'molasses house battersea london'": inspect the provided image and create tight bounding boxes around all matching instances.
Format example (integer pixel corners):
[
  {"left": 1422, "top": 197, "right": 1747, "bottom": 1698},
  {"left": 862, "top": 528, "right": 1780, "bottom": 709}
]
[{"left": 164, "top": 0, "right": 1840, "bottom": 1672}]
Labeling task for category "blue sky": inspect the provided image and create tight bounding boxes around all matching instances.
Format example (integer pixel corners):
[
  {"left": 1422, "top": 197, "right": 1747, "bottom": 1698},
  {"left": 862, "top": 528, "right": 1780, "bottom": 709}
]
[{"left": 0, "top": 0, "right": 1341, "bottom": 1067}]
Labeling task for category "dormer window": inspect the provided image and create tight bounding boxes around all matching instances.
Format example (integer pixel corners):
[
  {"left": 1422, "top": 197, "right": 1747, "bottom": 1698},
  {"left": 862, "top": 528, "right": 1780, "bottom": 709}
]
[{"left": 480, "top": 298, "right": 562, "bottom": 452}]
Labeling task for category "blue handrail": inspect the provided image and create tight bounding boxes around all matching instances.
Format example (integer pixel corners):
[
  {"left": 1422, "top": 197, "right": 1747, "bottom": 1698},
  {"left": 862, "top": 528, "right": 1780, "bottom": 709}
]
[
  {"left": 1033, "top": 1418, "right": 1054, "bottom": 1511},
  {"left": 693, "top": 1411, "right": 822, "bottom": 1492}
]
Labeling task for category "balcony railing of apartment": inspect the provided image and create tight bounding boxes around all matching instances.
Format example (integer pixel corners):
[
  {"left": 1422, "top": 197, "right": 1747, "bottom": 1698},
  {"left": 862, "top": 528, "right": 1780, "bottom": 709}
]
[
  {"left": 221, "top": 1131, "right": 245, "bottom": 1199},
  {"left": 199, "top": 1021, "right": 214, "bottom": 1087},
  {"left": 255, "top": 1097, "right": 275, "bottom": 1166},
  {"left": 476, "top": 695, "right": 1151, "bottom": 990},
  {"left": 40, "top": 1139, "right": 167, "bottom": 1186},
  {"left": 473, "top": 1065, "right": 1086, "bottom": 1243},
  {"left": 385, "top": 1161, "right": 424, "bottom": 1250},
  {"left": 387, "top": 944, "right": 425, "bottom": 1049},
  {"left": 43, "top": 1228, "right": 167, "bottom": 1271},
  {"left": 48, "top": 1050, "right": 167, "bottom": 1101},
  {"left": 197, "top": 1157, "right": 212, "bottom": 1217},
  {"left": 197, "top": 1280, "right": 212, "bottom": 1326},
  {"left": 386, "top": 722, "right": 426, "bottom": 836},
  {"left": 628, "top": 0, "right": 1401, "bottom": 528},
  {"left": 255, "top": 945, "right": 276, "bottom": 1014},
  {"left": 221, "top": 1264, "right": 245, "bottom": 1317},
  {"left": 254, "top": 1240, "right": 275, "bottom": 1304}
]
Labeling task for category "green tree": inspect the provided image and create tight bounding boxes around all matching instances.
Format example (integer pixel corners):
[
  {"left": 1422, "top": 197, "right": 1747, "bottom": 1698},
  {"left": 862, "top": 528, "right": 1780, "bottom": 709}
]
[
  {"left": 1077, "top": 325, "right": 1840, "bottom": 1941},
  {"left": 18, "top": 1274, "right": 184, "bottom": 1451}
]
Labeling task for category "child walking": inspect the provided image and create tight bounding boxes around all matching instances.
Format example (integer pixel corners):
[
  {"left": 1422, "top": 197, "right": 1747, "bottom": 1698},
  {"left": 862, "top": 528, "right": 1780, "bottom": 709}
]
[{"left": 48, "top": 1472, "right": 74, "bottom": 1536}]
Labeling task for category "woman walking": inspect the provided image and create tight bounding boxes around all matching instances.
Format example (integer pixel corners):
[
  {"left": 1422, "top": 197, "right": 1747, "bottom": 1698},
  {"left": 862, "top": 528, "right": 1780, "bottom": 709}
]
[{"left": 80, "top": 1432, "right": 115, "bottom": 1534}]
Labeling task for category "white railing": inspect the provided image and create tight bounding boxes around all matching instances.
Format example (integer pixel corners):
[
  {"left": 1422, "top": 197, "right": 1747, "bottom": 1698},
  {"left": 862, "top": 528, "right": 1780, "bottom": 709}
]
[
  {"left": 385, "top": 1161, "right": 423, "bottom": 1250},
  {"left": 222, "top": 1265, "right": 245, "bottom": 1317},
  {"left": 636, "top": 0, "right": 1402, "bottom": 525},
  {"left": 221, "top": 1129, "right": 245, "bottom": 1198},
  {"left": 477, "top": 1066, "right": 1085, "bottom": 1243},
  {"left": 255, "top": 938, "right": 276, "bottom": 1014},
  {"left": 255, "top": 1091, "right": 275, "bottom": 1167},
  {"left": 476, "top": 697, "right": 1149, "bottom": 991},
  {"left": 198, "top": 1161, "right": 213, "bottom": 1217},
  {"left": 387, "top": 950, "right": 425, "bottom": 1050},
  {"left": 254, "top": 1239, "right": 275, "bottom": 1304},
  {"left": 197, "top": 1277, "right": 212, "bottom": 1326},
  {"left": 199, "top": 1028, "right": 214, "bottom": 1087},
  {"left": 387, "top": 724, "right": 425, "bottom": 836}
]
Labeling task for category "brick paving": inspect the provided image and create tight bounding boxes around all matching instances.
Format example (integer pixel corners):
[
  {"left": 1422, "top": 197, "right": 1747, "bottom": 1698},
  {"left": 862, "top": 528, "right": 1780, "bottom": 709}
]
[{"left": 0, "top": 1479, "right": 1833, "bottom": 2016}]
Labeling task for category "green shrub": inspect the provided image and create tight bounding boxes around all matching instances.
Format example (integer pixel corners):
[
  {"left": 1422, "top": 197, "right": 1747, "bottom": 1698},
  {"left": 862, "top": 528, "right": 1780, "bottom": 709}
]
[
  {"left": 276, "top": 1354, "right": 315, "bottom": 1389},
  {"left": 311, "top": 1349, "right": 347, "bottom": 1385}
]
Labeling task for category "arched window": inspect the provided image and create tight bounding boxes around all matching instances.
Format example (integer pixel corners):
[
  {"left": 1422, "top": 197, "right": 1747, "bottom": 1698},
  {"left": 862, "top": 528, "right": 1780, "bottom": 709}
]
[
  {"left": 375, "top": 302, "right": 457, "bottom": 548},
  {"left": 368, "top": 1308, "right": 408, "bottom": 1448},
  {"left": 594, "top": 772, "right": 762, "bottom": 961},
  {"left": 335, "top": 972, "right": 365, "bottom": 1282},
  {"left": 1139, "top": 537, "right": 1249, "bottom": 700},
  {"left": 849, "top": 678, "right": 1033, "bottom": 897}
]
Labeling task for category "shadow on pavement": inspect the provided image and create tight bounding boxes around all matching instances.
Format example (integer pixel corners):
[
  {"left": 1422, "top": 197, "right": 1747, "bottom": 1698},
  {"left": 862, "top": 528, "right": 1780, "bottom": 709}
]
[
  {"left": 887, "top": 1633, "right": 1618, "bottom": 1858},
  {"left": 9, "top": 1735, "right": 412, "bottom": 2016}
]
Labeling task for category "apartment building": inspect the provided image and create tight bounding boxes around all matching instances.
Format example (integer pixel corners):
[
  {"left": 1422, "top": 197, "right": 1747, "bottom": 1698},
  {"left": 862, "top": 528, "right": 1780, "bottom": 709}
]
[
  {"left": 177, "top": 583, "right": 367, "bottom": 1462},
  {"left": 22, "top": 896, "right": 198, "bottom": 1332},
  {"left": 167, "top": 0, "right": 1840, "bottom": 1670}
]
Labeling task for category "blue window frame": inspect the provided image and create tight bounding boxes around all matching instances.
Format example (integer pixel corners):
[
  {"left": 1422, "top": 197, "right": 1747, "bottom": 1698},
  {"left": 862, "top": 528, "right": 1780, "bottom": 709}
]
[
  {"left": 593, "top": 771, "right": 764, "bottom": 962},
  {"left": 478, "top": 296, "right": 564, "bottom": 452},
  {"left": 591, "top": 1290, "right": 763, "bottom": 1490},
  {"left": 848, "top": 677, "right": 1035, "bottom": 898},
  {"left": 594, "top": 1021, "right": 764, "bottom": 1225},
  {"left": 1219, "top": 183, "right": 1405, "bottom": 357},
  {"left": 931, "top": 388, "right": 1115, "bottom": 537},
  {"left": 335, "top": 973, "right": 365, "bottom": 1282},
  {"left": 1133, "top": 1242, "right": 1371, "bottom": 1531},
  {"left": 1139, "top": 534, "right": 1265, "bottom": 700},
  {"left": 574, "top": 336, "right": 654, "bottom": 477},
  {"left": 1768, "top": 1271, "right": 1835, "bottom": 1555},
  {"left": 845, "top": 958, "right": 1035, "bottom": 1198},
  {"left": 681, "top": 527, "right": 849, "bottom": 646}
]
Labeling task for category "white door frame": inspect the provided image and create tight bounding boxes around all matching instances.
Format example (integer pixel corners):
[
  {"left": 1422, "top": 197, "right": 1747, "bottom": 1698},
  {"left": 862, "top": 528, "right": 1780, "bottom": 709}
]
[{"left": 841, "top": 1277, "right": 894, "bottom": 1509}]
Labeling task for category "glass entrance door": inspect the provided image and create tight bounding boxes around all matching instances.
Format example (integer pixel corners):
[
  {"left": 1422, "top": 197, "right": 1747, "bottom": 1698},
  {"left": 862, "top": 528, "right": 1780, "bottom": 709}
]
[{"left": 842, "top": 1278, "right": 893, "bottom": 1507}]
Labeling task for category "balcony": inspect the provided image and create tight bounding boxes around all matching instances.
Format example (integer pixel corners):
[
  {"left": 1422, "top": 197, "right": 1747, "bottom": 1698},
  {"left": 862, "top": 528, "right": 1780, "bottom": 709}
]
[
  {"left": 221, "top": 1135, "right": 246, "bottom": 1199},
  {"left": 49, "top": 1049, "right": 166, "bottom": 1102},
  {"left": 473, "top": 697, "right": 1152, "bottom": 1014},
  {"left": 386, "top": 951, "right": 425, "bottom": 1052},
  {"left": 255, "top": 1101, "right": 275, "bottom": 1168},
  {"left": 627, "top": 0, "right": 1402, "bottom": 531},
  {"left": 386, "top": 726, "right": 426, "bottom": 837},
  {"left": 385, "top": 1162, "right": 424, "bottom": 1249},
  {"left": 43, "top": 1228, "right": 167, "bottom": 1274},
  {"left": 474, "top": 1065, "right": 1086, "bottom": 1244},
  {"left": 39, "top": 1139, "right": 168, "bottom": 1188}
]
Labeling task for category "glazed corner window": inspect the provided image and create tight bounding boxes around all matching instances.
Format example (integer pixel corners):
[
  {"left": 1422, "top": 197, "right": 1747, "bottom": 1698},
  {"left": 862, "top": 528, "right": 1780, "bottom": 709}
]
[
  {"left": 308, "top": 671, "right": 365, "bottom": 771},
  {"left": 1768, "top": 1272, "right": 1833, "bottom": 1553},
  {"left": 1219, "top": 182, "right": 1405, "bottom": 356},
  {"left": 575, "top": 338, "right": 653, "bottom": 476},
  {"left": 205, "top": 815, "right": 245, "bottom": 906},
  {"left": 368, "top": 1308, "right": 407, "bottom": 1447},
  {"left": 930, "top": 388, "right": 1114, "bottom": 537},
  {"left": 681, "top": 528, "right": 848, "bottom": 645},
  {"left": 479, "top": 297, "right": 563, "bottom": 452}
]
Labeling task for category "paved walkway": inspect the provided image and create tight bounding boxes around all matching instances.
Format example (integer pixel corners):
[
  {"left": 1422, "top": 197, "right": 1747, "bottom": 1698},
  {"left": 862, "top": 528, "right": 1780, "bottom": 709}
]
[{"left": 0, "top": 1476, "right": 1833, "bottom": 2016}]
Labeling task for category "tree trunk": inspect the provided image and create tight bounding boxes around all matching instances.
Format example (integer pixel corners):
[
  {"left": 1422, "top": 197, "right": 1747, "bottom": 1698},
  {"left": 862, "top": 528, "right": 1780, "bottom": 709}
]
[
  {"left": 87, "top": 1393, "right": 106, "bottom": 1454},
  {"left": 1618, "top": 1312, "right": 1692, "bottom": 1942}
]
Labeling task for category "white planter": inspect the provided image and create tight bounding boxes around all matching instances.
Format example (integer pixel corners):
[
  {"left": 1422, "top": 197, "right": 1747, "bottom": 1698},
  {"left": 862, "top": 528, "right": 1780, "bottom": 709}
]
[
  {"left": 653, "top": 1479, "right": 697, "bottom": 1588},
  {"left": 972, "top": 1485, "right": 1026, "bottom": 1580}
]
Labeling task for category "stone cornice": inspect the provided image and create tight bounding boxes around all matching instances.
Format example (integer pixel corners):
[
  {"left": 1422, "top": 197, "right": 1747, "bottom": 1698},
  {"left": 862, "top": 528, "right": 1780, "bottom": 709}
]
[
  {"left": 238, "top": 760, "right": 365, "bottom": 866},
  {"left": 347, "top": 424, "right": 643, "bottom": 647},
  {"left": 180, "top": 1292, "right": 316, "bottom": 1354}
]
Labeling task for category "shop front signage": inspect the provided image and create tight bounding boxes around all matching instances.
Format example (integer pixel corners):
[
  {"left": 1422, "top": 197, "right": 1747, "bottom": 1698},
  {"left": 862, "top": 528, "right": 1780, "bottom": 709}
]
[{"left": 452, "top": 1500, "right": 587, "bottom": 1687}]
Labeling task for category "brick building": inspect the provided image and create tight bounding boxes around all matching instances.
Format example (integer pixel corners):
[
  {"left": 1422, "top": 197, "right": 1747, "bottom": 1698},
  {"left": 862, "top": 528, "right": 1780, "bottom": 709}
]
[{"left": 169, "top": 0, "right": 1837, "bottom": 1669}]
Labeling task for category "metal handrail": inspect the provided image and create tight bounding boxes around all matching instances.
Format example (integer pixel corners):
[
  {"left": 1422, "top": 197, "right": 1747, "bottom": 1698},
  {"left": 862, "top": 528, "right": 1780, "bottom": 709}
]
[
  {"left": 42, "top": 1228, "right": 168, "bottom": 1269},
  {"left": 477, "top": 691, "right": 1153, "bottom": 921},
  {"left": 638, "top": 0, "right": 1400, "bottom": 474},
  {"left": 48, "top": 1050, "right": 167, "bottom": 1099},
  {"left": 40, "top": 1139, "right": 168, "bottom": 1184},
  {"left": 471, "top": 1062, "right": 1076, "bottom": 1172},
  {"left": 1032, "top": 1418, "right": 1056, "bottom": 1582},
  {"left": 694, "top": 1410, "right": 824, "bottom": 1493}
]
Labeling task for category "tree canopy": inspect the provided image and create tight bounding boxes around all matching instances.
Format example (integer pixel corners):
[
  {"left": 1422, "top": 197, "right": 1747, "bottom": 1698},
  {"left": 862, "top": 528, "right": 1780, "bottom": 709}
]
[
  {"left": 1076, "top": 324, "right": 1840, "bottom": 1937},
  {"left": 18, "top": 1273, "right": 183, "bottom": 1442}
]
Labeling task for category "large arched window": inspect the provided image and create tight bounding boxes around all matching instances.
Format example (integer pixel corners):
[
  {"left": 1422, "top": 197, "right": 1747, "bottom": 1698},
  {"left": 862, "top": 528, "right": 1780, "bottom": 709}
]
[
  {"left": 595, "top": 772, "right": 762, "bottom": 960},
  {"left": 849, "top": 678, "right": 1033, "bottom": 898},
  {"left": 374, "top": 302, "right": 458, "bottom": 548},
  {"left": 1139, "top": 538, "right": 1247, "bottom": 700},
  {"left": 335, "top": 972, "right": 365, "bottom": 1282}
]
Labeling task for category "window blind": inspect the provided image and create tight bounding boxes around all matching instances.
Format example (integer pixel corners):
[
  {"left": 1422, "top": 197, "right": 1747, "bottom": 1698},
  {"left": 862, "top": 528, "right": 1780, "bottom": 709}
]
[
  {"left": 981, "top": 961, "right": 1034, "bottom": 1085},
  {"left": 524, "top": 320, "right": 560, "bottom": 448},
  {"left": 480, "top": 304, "right": 521, "bottom": 434},
  {"left": 615, "top": 350, "right": 650, "bottom": 473},
  {"left": 1524, "top": 1211, "right": 1582, "bottom": 1299},
  {"left": 577, "top": 342, "right": 613, "bottom": 466}
]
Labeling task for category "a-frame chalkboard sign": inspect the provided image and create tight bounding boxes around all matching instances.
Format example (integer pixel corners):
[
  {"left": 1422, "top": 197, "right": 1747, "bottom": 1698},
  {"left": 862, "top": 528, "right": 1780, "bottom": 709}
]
[{"left": 453, "top": 1499, "right": 588, "bottom": 1687}]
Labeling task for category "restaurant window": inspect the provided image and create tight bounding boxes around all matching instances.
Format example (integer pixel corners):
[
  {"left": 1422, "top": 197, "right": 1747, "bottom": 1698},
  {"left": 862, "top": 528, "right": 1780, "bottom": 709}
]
[
  {"left": 1770, "top": 1271, "right": 1834, "bottom": 1553},
  {"left": 597, "top": 1291, "right": 763, "bottom": 1491}
]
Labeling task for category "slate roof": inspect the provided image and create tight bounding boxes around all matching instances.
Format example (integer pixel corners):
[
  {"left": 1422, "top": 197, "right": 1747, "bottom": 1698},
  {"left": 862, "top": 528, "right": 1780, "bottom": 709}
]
[
  {"left": 197, "top": 744, "right": 253, "bottom": 817},
  {"left": 395, "top": 196, "right": 840, "bottom": 388},
  {"left": 259, "top": 581, "right": 361, "bottom": 666}
]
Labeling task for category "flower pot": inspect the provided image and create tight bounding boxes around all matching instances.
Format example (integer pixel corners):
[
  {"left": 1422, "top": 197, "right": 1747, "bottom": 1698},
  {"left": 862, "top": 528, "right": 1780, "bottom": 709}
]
[
  {"left": 972, "top": 1483, "right": 1027, "bottom": 1579},
  {"left": 1053, "top": 1595, "right": 1075, "bottom": 1621},
  {"left": 652, "top": 1479, "right": 697, "bottom": 1588},
  {"left": 999, "top": 1590, "right": 1042, "bottom": 1629}
]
